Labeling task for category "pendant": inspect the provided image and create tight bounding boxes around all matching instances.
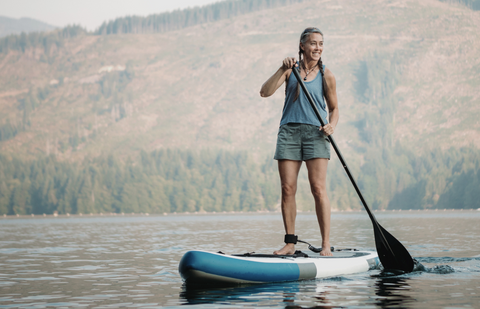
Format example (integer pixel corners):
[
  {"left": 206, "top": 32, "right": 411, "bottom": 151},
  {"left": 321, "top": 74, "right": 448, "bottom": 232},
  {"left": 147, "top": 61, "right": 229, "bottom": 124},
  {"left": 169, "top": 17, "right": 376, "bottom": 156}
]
[{"left": 304, "top": 76, "right": 307, "bottom": 81}]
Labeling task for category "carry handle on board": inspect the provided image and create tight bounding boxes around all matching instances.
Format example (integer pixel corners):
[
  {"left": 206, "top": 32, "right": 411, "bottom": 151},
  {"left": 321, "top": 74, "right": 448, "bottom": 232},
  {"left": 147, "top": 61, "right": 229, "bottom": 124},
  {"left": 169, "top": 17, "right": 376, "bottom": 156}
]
[{"left": 290, "top": 64, "right": 414, "bottom": 272}]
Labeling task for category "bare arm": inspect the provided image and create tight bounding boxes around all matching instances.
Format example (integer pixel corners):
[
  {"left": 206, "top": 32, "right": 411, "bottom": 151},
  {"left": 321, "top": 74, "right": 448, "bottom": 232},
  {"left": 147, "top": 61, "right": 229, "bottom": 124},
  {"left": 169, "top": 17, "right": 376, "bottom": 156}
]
[
  {"left": 320, "top": 68, "right": 339, "bottom": 136},
  {"left": 260, "top": 57, "right": 297, "bottom": 98}
]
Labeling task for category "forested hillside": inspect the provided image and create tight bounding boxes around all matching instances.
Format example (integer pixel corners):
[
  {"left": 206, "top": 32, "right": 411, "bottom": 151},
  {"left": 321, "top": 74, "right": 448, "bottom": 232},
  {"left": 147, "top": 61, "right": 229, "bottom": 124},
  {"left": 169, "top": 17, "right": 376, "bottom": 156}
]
[
  {"left": 1, "top": 145, "right": 479, "bottom": 216},
  {"left": 0, "top": 16, "right": 57, "bottom": 38},
  {"left": 0, "top": 150, "right": 279, "bottom": 215},
  {"left": 0, "top": 0, "right": 479, "bottom": 214}
]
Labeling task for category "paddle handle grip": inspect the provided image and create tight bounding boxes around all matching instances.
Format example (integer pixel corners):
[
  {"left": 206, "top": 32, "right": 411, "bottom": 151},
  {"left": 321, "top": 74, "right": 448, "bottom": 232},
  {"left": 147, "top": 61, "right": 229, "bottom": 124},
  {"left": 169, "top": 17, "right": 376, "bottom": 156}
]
[{"left": 290, "top": 66, "right": 378, "bottom": 224}]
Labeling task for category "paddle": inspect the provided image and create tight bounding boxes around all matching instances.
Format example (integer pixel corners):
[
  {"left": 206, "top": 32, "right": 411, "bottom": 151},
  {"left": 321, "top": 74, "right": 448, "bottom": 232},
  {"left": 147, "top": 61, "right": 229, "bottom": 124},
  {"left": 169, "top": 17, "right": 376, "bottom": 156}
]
[{"left": 291, "top": 65, "right": 414, "bottom": 272}]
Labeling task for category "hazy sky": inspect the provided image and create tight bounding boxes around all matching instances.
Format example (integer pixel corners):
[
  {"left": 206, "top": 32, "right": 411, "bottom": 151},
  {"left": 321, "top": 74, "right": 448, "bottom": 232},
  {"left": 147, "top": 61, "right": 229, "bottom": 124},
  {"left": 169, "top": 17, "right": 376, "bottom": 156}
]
[{"left": 0, "top": 0, "right": 220, "bottom": 31}]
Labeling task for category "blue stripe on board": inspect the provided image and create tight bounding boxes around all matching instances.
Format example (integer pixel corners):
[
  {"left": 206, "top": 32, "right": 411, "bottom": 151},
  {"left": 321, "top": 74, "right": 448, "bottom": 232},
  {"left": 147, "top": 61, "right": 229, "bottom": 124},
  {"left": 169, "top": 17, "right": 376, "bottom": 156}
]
[{"left": 179, "top": 251, "right": 301, "bottom": 282}]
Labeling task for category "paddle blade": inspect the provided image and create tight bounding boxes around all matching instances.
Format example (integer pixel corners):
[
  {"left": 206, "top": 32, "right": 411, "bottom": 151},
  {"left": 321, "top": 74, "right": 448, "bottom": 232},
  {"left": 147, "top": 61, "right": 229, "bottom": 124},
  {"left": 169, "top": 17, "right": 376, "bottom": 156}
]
[{"left": 374, "top": 223, "right": 414, "bottom": 272}]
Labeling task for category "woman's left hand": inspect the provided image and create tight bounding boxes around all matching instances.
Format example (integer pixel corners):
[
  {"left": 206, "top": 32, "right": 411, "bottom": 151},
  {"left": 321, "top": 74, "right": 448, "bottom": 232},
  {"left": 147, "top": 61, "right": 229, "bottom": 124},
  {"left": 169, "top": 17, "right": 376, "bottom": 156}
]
[{"left": 320, "top": 124, "right": 335, "bottom": 136}]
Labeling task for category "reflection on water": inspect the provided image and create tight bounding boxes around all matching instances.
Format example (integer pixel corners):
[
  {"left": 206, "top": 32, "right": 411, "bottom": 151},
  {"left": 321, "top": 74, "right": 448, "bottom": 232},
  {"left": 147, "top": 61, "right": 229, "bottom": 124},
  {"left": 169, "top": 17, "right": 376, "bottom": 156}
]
[
  {"left": 374, "top": 277, "right": 415, "bottom": 308},
  {"left": 0, "top": 211, "right": 480, "bottom": 308},
  {"left": 181, "top": 282, "right": 301, "bottom": 306},
  {"left": 181, "top": 275, "right": 419, "bottom": 308}
]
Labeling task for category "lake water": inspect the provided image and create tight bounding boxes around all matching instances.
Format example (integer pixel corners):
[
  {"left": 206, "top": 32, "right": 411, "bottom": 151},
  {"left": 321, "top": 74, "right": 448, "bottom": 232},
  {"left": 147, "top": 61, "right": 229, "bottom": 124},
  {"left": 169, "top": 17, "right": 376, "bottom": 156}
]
[{"left": 1, "top": 210, "right": 479, "bottom": 308}]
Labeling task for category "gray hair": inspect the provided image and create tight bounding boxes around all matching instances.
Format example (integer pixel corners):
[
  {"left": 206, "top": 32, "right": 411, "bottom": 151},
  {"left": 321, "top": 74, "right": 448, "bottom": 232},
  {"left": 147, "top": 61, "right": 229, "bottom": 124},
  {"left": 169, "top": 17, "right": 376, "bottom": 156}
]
[{"left": 300, "top": 27, "right": 324, "bottom": 45}]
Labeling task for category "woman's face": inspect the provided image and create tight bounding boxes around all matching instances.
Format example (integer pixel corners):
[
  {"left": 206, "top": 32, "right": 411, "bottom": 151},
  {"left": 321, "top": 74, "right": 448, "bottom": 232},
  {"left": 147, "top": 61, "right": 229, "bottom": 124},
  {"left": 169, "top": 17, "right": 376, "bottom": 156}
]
[{"left": 301, "top": 32, "right": 324, "bottom": 62}]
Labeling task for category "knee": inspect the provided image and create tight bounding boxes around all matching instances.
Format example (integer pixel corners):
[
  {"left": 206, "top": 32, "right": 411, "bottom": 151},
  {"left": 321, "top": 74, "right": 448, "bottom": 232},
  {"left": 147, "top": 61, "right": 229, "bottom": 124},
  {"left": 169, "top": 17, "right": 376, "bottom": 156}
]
[
  {"left": 281, "top": 183, "right": 297, "bottom": 197},
  {"left": 310, "top": 183, "right": 327, "bottom": 198}
]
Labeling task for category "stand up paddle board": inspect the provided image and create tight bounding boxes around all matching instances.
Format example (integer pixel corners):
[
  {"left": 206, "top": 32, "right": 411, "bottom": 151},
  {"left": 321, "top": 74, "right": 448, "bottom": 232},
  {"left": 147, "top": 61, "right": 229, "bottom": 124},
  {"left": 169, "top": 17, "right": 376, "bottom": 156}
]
[{"left": 179, "top": 248, "right": 380, "bottom": 286}]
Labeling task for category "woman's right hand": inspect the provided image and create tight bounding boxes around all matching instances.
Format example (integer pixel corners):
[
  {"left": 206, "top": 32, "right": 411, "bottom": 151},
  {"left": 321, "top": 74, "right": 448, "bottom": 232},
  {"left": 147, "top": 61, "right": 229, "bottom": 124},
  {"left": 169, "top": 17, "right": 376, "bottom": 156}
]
[
  {"left": 282, "top": 57, "right": 298, "bottom": 71},
  {"left": 260, "top": 57, "right": 297, "bottom": 97}
]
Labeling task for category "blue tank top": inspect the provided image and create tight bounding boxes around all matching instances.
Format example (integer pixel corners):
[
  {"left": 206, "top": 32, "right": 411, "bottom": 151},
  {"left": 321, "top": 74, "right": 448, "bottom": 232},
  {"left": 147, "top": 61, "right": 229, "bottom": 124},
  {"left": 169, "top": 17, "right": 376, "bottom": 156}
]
[{"left": 279, "top": 65, "right": 328, "bottom": 127}]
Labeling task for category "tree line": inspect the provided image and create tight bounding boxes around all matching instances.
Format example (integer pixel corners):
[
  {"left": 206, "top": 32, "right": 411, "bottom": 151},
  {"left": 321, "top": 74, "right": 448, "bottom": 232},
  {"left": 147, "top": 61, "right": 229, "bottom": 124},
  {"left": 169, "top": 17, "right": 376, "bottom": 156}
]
[
  {"left": 0, "top": 25, "right": 85, "bottom": 55},
  {"left": 0, "top": 0, "right": 304, "bottom": 54},
  {"left": 95, "top": 0, "right": 304, "bottom": 35},
  {"left": 1, "top": 144, "right": 479, "bottom": 216},
  {"left": 0, "top": 149, "right": 279, "bottom": 216}
]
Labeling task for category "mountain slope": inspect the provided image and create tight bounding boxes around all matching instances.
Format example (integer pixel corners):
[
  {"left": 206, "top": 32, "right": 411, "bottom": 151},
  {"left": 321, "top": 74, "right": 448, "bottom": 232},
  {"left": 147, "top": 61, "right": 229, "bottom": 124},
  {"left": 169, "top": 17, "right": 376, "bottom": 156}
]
[{"left": 0, "top": 0, "right": 479, "bottom": 162}]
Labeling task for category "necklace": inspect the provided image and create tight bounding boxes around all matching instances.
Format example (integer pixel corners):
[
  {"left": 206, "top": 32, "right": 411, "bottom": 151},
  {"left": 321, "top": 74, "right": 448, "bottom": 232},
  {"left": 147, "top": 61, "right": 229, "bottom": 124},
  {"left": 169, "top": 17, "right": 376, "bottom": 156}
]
[{"left": 302, "top": 62, "right": 318, "bottom": 81}]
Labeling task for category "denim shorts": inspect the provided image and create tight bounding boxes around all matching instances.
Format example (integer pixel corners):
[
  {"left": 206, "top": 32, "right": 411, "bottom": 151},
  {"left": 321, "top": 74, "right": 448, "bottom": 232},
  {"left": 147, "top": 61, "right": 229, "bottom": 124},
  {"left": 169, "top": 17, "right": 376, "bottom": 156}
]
[{"left": 274, "top": 123, "right": 331, "bottom": 161}]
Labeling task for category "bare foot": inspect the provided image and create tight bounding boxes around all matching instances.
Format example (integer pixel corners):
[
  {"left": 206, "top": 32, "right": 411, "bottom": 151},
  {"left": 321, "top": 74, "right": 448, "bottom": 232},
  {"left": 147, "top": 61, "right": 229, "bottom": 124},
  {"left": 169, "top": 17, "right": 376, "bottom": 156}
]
[
  {"left": 273, "top": 243, "right": 296, "bottom": 255},
  {"left": 320, "top": 245, "right": 333, "bottom": 256}
]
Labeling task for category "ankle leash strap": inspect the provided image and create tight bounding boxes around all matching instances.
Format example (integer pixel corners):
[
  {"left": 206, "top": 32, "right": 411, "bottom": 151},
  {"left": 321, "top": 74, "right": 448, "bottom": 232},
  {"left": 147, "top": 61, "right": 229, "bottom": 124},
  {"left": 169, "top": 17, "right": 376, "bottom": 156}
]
[{"left": 284, "top": 234, "right": 298, "bottom": 244}]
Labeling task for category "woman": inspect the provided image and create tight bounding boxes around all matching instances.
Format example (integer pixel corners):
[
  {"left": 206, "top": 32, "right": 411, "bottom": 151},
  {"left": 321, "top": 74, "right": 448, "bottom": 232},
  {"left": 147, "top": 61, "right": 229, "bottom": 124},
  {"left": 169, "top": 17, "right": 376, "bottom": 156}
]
[{"left": 260, "top": 27, "right": 339, "bottom": 256}]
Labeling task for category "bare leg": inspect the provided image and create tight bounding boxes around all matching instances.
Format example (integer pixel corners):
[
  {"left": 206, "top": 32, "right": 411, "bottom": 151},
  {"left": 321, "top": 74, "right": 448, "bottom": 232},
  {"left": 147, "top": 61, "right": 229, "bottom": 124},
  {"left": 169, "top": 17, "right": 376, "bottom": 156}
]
[
  {"left": 305, "top": 158, "right": 333, "bottom": 256},
  {"left": 274, "top": 159, "right": 302, "bottom": 255}
]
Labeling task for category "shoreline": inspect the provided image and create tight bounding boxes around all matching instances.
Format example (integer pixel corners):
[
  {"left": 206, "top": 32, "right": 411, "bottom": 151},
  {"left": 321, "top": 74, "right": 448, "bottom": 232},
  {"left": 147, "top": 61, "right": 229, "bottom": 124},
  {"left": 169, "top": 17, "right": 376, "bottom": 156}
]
[{"left": 1, "top": 207, "right": 479, "bottom": 220}]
